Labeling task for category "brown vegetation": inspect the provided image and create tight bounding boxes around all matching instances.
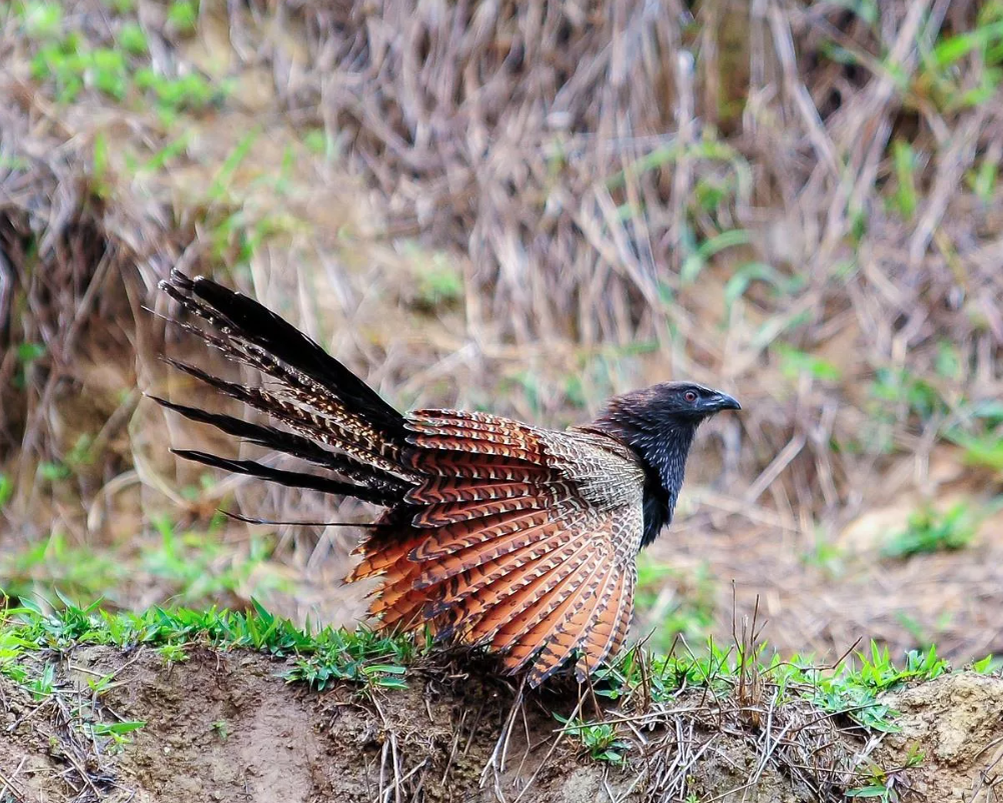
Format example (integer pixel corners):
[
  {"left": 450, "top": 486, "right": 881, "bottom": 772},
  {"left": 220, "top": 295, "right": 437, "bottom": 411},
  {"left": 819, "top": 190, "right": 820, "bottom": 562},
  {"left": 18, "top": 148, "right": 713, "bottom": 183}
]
[{"left": 0, "top": 0, "right": 1002, "bottom": 797}]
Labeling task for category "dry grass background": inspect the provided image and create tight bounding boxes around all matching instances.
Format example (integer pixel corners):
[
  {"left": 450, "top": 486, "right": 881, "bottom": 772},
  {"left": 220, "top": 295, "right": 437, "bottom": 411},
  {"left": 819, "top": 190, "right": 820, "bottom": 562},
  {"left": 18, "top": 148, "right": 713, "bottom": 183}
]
[{"left": 0, "top": 0, "right": 1002, "bottom": 666}]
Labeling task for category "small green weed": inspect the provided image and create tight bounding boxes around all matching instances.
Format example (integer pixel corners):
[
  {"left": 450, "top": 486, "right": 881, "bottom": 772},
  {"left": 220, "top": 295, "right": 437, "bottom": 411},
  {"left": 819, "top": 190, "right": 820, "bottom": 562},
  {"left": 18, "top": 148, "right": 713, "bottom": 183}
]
[
  {"left": 870, "top": 367, "right": 945, "bottom": 421},
  {"left": 207, "top": 130, "right": 260, "bottom": 200},
  {"left": 398, "top": 243, "right": 464, "bottom": 311},
  {"left": 208, "top": 210, "right": 302, "bottom": 269},
  {"left": 952, "top": 432, "right": 1003, "bottom": 472},
  {"left": 594, "top": 638, "right": 951, "bottom": 734},
  {"left": 554, "top": 714, "right": 629, "bottom": 765},
  {"left": 116, "top": 21, "right": 148, "bottom": 55},
  {"left": 158, "top": 643, "right": 189, "bottom": 664},
  {"left": 1, "top": 531, "right": 127, "bottom": 604},
  {"left": 865, "top": 367, "right": 949, "bottom": 453},
  {"left": 634, "top": 557, "right": 716, "bottom": 653},
  {"left": 167, "top": 0, "right": 199, "bottom": 34},
  {"left": 971, "top": 654, "right": 1001, "bottom": 674},
  {"left": 968, "top": 146, "right": 1000, "bottom": 203},
  {"left": 774, "top": 344, "right": 843, "bottom": 383},
  {"left": 26, "top": 661, "right": 57, "bottom": 700},
  {"left": 286, "top": 626, "right": 420, "bottom": 691},
  {"left": 92, "top": 719, "right": 145, "bottom": 749},
  {"left": 134, "top": 68, "right": 225, "bottom": 122},
  {"left": 915, "top": 4, "right": 1003, "bottom": 113},
  {"left": 37, "top": 461, "right": 71, "bottom": 482},
  {"left": 886, "top": 140, "right": 920, "bottom": 220},
  {"left": 846, "top": 745, "right": 923, "bottom": 801},
  {"left": 723, "top": 262, "right": 806, "bottom": 317},
  {"left": 881, "top": 502, "right": 978, "bottom": 558},
  {"left": 24, "top": 9, "right": 226, "bottom": 117},
  {"left": 416, "top": 260, "right": 463, "bottom": 309},
  {"left": 32, "top": 39, "right": 131, "bottom": 103},
  {"left": 681, "top": 229, "right": 751, "bottom": 284},
  {"left": 776, "top": 643, "right": 949, "bottom": 732},
  {"left": 14, "top": 342, "right": 45, "bottom": 389},
  {"left": 143, "top": 515, "right": 288, "bottom": 604},
  {"left": 801, "top": 537, "right": 846, "bottom": 577},
  {"left": 18, "top": 1, "right": 63, "bottom": 38}
]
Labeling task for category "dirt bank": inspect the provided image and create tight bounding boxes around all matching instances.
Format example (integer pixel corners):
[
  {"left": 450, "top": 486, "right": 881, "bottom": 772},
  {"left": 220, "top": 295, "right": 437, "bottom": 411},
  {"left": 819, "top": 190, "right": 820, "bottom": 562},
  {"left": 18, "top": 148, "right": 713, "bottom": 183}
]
[{"left": 0, "top": 645, "right": 999, "bottom": 802}]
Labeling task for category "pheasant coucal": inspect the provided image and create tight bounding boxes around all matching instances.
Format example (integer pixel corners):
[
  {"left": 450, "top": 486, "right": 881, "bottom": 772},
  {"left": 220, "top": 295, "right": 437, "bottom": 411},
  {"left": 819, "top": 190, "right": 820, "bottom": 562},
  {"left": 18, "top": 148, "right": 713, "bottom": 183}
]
[{"left": 155, "top": 271, "right": 741, "bottom": 686}]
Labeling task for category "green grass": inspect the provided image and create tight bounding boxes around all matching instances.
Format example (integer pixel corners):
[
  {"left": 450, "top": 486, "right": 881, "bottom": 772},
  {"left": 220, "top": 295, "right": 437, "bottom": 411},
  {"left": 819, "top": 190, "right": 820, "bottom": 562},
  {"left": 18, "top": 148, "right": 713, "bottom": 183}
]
[
  {"left": 887, "top": 140, "right": 920, "bottom": 220},
  {"left": 916, "top": 3, "right": 1003, "bottom": 113},
  {"left": 594, "top": 637, "right": 958, "bottom": 731},
  {"left": 634, "top": 557, "right": 717, "bottom": 653},
  {"left": 17, "top": 0, "right": 226, "bottom": 118},
  {"left": 14, "top": 341, "right": 45, "bottom": 389},
  {"left": 0, "top": 598, "right": 994, "bottom": 780},
  {"left": 166, "top": 0, "right": 199, "bottom": 34},
  {"left": 0, "top": 598, "right": 421, "bottom": 693},
  {"left": 560, "top": 636, "right": 968, "bottom": 769},
  {"left": 950, "top": 430, "right": 1003, "bottom": 472},
  {"left": 847, "top": 744, "right": 925, "bottom": 802},
  {"left": 0, "top": 475, "right": 14, "bottom": 510},
  {"left": 0, "top": 598, "right": 977, "bottom": 722},
  {"left": 774, "top": 343, "right": 843, "bottom": 383},
  {"left": 2, "top": 532, "right": 127, "bottom": 602},
  {"left": 554, "top": 714, "right": 630, "bottom": 765},
  {"left": 0, "top": 516, "right": 290, "bottom": 608},
  {"left": 881, "top": 502, "right": 979, "bottom": 558},
  {"left": 777, "top": 643, "right": 950, "bottom": 732}
]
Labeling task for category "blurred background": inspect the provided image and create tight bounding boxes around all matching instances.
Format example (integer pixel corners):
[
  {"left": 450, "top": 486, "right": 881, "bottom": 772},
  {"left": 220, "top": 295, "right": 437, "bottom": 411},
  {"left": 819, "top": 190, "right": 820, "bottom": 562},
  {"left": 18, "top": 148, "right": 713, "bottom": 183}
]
[{"left": 1, "top": 0, "right": 1001, "bottom": 666}]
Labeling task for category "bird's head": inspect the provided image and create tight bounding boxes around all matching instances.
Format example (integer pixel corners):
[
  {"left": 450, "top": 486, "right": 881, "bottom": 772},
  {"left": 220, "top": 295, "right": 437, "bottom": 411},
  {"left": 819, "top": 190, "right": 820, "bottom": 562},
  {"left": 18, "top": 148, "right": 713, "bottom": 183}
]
[
  {"left": 597, "top": 381, "right": 741, "bottom": 440},
  {"left": 591, "top": 381, "right": 741, "bottom": 546}
]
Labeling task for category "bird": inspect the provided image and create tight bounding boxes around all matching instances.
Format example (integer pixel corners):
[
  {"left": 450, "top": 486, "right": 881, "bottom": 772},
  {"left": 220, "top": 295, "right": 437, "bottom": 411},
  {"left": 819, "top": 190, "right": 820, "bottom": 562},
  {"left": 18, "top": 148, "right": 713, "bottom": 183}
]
[{"left": 154, "top": 270, "right": 741, "bottom": 687}]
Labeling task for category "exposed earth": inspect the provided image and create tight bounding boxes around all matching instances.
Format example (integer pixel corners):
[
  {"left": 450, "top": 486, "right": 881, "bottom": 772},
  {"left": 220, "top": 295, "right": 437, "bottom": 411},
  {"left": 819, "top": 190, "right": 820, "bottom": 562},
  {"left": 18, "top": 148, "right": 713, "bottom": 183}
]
[{"left": 0, "top": 645, "right": 1000, "bottom": 802}]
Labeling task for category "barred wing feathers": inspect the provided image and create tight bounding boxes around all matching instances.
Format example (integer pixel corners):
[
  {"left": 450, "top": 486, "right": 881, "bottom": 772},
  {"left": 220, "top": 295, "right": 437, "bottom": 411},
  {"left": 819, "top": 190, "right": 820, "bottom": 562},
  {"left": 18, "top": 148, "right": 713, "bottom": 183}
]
[{"left": 351, "top": 409, "right": 645, "bottom": 686}]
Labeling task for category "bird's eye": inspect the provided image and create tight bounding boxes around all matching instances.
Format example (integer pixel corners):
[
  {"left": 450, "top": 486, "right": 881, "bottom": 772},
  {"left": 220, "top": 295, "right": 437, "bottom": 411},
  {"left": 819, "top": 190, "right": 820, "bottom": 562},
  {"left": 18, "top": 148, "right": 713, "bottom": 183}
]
[{"left": 684, "top": 391, "right": 698, "bottom": 403}]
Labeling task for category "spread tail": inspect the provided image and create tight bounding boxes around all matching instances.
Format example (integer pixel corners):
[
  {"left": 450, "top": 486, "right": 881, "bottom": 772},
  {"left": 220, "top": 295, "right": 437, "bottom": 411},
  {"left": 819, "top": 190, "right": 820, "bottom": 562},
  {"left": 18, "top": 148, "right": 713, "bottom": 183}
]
[{"left": 155, "top": 270, "right": 417, "bottom": 507}]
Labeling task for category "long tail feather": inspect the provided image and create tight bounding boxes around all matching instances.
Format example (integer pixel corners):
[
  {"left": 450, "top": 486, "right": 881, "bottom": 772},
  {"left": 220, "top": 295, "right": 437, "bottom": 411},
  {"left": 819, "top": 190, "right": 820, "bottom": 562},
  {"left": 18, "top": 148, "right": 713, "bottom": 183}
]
[
  {"left": 161, "top": 272, "right": 410, "bottom": 471},
  {"left": 162, "top": 357, "right": 405, "bottom": 476},
  {"left": 170, "top": 450, "right": 397, "bottom": 505},
  {"left": 153, "top": 396, "right": 407, "bottom": 495},
  {"left": 163, "top": 271, "right": 404, "bottom": 435}
]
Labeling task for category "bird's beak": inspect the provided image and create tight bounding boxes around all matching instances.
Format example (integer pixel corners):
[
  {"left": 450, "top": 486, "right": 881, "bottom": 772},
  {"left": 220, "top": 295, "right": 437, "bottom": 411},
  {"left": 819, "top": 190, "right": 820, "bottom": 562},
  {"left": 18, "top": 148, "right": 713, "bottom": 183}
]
[{"left": 712, "top": 392, "right": 742, "bottom": 412}]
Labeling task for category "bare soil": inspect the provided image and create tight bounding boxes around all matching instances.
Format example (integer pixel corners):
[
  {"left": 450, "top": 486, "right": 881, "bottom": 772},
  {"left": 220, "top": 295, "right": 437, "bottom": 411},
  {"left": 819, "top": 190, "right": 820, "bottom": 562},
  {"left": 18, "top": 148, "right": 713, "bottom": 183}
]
[
  {"left": 3, "top": 0, "right": 1002, "bottom": 670},
  {"left": 0, "top": 646, "right": 1000, "bottom": 802}
]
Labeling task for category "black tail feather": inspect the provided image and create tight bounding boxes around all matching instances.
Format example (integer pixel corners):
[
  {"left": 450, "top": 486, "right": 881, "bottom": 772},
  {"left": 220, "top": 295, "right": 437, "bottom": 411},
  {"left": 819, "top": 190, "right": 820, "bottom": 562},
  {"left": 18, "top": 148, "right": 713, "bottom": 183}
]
[
  {"left": 151, "top": 396, "right": 410, "bottom": 496},
  {"left": 159, "top": 270, "right": 421, "bottom": 485},
  {"left": 159, "top": 270, "right": 423, "bottom": 510},
  {"left": 162, "top": 271, "right": 406, "bottom": 438},
  {"left": 171, "top": 449, "right": 397, "bottom": 506},
  {"left": 219, "top": 509, "right": 390, "bottom": 528},
  {"left": 159, "top": 357, "right": 400, "bottom": 474}
]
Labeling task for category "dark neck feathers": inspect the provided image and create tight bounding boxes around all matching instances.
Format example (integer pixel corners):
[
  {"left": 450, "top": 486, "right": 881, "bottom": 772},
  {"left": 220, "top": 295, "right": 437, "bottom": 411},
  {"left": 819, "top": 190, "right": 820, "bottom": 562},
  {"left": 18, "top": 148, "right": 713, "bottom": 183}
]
[{"left": 593, "top": 397, "right": 700, "bottom": 548}]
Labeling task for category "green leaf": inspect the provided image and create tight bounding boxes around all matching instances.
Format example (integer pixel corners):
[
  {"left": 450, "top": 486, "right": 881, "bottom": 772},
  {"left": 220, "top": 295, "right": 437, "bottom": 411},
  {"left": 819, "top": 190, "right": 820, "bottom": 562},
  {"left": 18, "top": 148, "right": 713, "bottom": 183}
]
[
  {"left": 846, "top": 786, "right": 890, "bottom": 799},
  {"left": 117, "top": 22, "right": 148, "bottom": 55},
  {"left": 93, "top": 720, "right": 146, "bottom": 736},
  {"left": 681, "top": 229, "right": 751, "bottom": 284}
]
